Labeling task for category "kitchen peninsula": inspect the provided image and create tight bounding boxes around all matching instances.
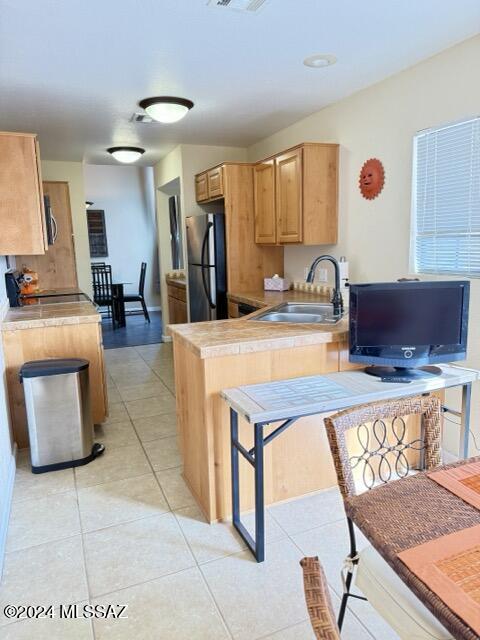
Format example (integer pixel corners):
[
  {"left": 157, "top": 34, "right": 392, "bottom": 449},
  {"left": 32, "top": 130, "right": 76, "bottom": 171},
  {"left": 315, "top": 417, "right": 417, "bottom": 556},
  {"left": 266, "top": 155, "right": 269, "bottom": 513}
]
[
  {"left": 1, "top": 297, "right": 108, "bottom": 448},
  {"left": 169, "top": 302, "right": 353, "bottom": 523}
]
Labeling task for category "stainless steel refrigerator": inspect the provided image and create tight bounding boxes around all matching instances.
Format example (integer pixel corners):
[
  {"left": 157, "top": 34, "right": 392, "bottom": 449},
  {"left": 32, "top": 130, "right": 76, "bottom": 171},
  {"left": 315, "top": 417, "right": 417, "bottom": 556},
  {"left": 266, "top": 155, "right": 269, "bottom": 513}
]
[{"left": 186, "top": 213, "right": 227, "bottom": 322}]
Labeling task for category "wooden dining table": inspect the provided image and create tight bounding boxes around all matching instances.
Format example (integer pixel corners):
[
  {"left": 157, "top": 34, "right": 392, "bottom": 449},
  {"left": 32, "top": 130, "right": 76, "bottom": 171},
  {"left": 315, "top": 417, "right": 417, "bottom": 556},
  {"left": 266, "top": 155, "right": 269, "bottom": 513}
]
[{"left": 345, "top": 457, "right": 480, "bottom": 640}]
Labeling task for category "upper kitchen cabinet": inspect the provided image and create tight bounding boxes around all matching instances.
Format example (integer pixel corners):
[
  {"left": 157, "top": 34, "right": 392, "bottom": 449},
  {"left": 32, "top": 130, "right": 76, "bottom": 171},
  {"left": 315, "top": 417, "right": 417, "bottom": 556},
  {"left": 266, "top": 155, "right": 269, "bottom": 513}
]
[
  {"left": 0, "top": 132, "right": 47, "bottom": 255},
  {"left": 195, "top": 166, "right": 225, "bottom": 202},
  {"left": 254, "top": 143, "right": 339, "bottom": 246},
  {"left": 253, "top": 159, "right": 276, "bottom": 244},
  {"left": 16, "top": 181, "right": 78, "bottom": 290}
]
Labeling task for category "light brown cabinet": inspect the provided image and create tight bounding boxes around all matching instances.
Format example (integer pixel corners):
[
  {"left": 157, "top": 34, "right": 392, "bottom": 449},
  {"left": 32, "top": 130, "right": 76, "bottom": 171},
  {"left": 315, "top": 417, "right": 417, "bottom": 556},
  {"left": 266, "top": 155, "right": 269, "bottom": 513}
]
[
  {"left": 16, "top": 181, "right": 78, "bottom": 290},
  {"left": 195, "top": 173, "right": 209, "bottom": 202},
  {"left": 253, "top": 160, "right": 276, "bottom": 244},
  {"left": 195, "top": 166, "right": 225, "bottom": 203},
  {"left": 0, "top": 132, "right": 47, "bottom": 255},
  {"left": 193, "top": 163, "right": 284, "bottom": 294},
  {"left": 276, "top": 147, "right": 303, "bottom": 243},
  {"left": 167, "top": 281, "right": 188, "bottom": 324},
  {"left": 254, "top": 143, "right": 338, "bottom": 246},
  {"left": 2, "top": 313, "right": 107, "bottom": 448}
]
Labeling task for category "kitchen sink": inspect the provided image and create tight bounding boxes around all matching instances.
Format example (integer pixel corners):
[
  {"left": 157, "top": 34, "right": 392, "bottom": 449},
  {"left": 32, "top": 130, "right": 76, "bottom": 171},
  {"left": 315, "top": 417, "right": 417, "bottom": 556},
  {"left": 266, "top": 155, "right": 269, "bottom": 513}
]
[{"left": 249, "top": 302, "right": 344, "bottom": 324}]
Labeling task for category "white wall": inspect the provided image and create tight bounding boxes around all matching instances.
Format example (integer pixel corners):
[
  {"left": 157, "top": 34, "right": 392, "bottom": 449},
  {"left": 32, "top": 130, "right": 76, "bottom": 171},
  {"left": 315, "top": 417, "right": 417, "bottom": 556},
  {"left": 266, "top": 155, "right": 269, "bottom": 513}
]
[
  {"left": 41, "top": 161, "right": 92, "bottom": 298},
  {"left": 0, "top": 257, "right": 15, "bottom": 578},
  {"left": 84, "top": 164, "right": 160, "bottom": 309},
  {"left": 248, "top": 34, "right": 480, "bottom": 454}
]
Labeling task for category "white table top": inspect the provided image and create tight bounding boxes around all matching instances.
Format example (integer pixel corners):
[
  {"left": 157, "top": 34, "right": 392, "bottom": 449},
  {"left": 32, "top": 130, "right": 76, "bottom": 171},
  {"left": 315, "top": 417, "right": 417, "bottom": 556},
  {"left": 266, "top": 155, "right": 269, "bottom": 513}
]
[{"left": 221, "top": 365, "right": 480, "bottom": 424}]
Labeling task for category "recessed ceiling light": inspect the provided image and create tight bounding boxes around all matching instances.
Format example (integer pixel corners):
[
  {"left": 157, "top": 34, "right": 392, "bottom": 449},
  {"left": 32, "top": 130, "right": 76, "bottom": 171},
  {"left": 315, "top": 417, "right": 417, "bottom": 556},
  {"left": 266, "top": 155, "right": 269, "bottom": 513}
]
[
  {"left": 138, "top": 96, "right": 194, "bottom": 124},
  {"left": 85, "top": 201, "right": 94, "bottom": 209},
  {"left": 107, "top": 146, "right": 145, "bottom": 164},
  {"left": 303, "top": 54, "right": 337, "bottom": 68}
]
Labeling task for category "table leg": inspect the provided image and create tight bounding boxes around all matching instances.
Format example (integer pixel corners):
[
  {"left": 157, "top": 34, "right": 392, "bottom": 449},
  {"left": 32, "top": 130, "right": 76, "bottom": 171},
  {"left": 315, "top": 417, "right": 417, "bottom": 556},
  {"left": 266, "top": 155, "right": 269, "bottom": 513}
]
[
  {"left": 231, "top": 408, "right": 240, "bottom": 529},
  {"left": 254, "top": 422, "right": 265, "bottom": 562},
  {"left": 230, "top": 409, "right": 266, "bottom": 562},
  {"left": 112, "top": 284, "right": 126, "bottom": 329},
  {"left": 460, "top": 382, "right": 472, "bottom": 458}
]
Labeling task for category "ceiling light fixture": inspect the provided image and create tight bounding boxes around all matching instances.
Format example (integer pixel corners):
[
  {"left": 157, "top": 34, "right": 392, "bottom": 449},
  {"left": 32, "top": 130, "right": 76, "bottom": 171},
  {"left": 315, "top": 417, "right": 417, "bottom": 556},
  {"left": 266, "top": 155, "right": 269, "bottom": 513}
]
[
  {"left": 138, "top": 96, "right": 194, "bottom": 124},
  {"left": 107, "top": 146, "right": 145, "bottom": 163},
  {"left": 303, "top": 54, "right": 337, "bottom": 68},
  {"left": 85, "top": 201, "right": 94, "bottom": 209}
]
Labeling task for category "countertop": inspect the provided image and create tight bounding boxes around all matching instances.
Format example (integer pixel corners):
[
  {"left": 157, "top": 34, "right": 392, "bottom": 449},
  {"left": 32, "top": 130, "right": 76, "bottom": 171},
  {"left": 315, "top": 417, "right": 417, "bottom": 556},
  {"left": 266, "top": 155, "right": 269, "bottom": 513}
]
[
  {"left": 169, "top": 311, "right": 348, "bottom": 359},
  {"left": 227, "top": 289, "right": 332, "bottom": 308},
  {"left": 1, "top": 301, "right": 100, "bottom": 331}
]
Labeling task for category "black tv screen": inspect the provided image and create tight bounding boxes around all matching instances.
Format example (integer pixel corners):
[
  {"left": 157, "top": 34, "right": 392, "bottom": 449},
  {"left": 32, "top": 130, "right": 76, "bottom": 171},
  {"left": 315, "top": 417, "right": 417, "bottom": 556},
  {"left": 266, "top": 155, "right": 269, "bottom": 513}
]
[{"left": 349, "top": 281, "right": 469, "bottom": 368}]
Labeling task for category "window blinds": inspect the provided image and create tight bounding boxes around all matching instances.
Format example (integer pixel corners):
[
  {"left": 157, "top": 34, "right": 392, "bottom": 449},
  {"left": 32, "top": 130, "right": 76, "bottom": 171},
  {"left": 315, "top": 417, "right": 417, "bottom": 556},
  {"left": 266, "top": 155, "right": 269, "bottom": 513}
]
[{"left": 412, "top": 117, "right": 480, "bottom": 276}]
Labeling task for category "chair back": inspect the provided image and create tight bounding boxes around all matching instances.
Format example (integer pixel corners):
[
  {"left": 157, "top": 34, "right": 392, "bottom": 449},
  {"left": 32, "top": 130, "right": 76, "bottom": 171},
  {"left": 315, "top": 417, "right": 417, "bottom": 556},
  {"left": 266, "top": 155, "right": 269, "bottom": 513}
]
[
  {"left": 91, "top": 264, "right": 113, "bottom": 306},
  {"left": 138, "top": 262, "right": 147, "bottom": 296},
  {"left": 300, "top": 557, "right": 341, "bottom": 639},
  {"left": 324, "top": 395, "right": 442, "bottom": 500}
]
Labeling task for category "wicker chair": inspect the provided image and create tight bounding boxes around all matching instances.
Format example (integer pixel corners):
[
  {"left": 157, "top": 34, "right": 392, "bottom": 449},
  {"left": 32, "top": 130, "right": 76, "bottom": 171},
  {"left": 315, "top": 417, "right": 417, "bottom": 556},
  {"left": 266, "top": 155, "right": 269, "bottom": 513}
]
[
  {"left": 300, "top": 557, "right": 340, "bottom": 640},
  {"left": 323, "top": 395, "right": 452, "bottom": 640}
]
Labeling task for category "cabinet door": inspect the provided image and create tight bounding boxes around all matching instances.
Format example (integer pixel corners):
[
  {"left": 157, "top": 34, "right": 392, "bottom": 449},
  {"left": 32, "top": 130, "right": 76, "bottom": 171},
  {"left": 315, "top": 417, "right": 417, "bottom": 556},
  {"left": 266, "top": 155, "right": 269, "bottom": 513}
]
[
  {"left": 275, "top": 148, "right": 303, "bottom": 243},
  {"left": 207, "top": 166, "right": 224, "bottom": 199},
  {"left": 254, "top": 160, "right": 276, "bottom": 244},
  {"left": 0, "top": 133, "right": 46, "bottom": 255},
  {"left": 176, "top": 298, "right": 188, "bottom": 323},
  {"left": 16, "top": 181, "right": 78, "bottom": 290},
  {"left": 195, "top": 173, "right": 209, "bottom": 202}
]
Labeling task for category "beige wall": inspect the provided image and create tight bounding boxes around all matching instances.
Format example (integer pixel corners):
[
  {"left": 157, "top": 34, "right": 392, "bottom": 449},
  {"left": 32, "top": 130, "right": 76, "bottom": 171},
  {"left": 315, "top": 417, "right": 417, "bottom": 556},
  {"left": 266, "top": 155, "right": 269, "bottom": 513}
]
[
  {"left": 41, "top": 161, "right": 92, "bottom": 297},
  {"left": 247, "top": 34, "right": 480, "bottom": 453},
  {"left": 154, "top": 144, "right": 247, "bottom": 329}
]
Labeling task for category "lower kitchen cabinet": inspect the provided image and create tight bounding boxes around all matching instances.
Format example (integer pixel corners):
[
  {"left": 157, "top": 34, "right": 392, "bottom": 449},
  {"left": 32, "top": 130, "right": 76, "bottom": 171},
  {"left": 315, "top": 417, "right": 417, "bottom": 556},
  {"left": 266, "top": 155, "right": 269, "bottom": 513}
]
[
  {"left": 167, "top": 281, "right": 188, "bottom": 324},
  {"left": 2, "top": 313, "right": 107, "bottom": 448}
]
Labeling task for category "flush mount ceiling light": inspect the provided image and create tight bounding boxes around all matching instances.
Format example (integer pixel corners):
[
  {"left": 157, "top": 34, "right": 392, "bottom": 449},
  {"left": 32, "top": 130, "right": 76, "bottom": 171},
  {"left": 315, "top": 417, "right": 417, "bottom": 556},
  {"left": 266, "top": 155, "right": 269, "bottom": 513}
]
[
  {"left": 107, "top": 146, "right": 145, "bottom": 163},
  {"left": 85, "top": 201, "right": 94, "bottom": 209},
  {"left": 138, "top": 96, "right": 194, "bottom": 124},
  {"left": 303, "top": 54, "right": 337, "bottom": 68}
]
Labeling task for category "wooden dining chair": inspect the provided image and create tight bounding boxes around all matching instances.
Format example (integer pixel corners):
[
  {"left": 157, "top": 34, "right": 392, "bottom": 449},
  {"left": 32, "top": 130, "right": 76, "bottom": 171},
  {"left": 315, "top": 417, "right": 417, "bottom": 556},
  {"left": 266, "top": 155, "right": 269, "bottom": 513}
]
[
  {"left": 323, "top": 395, "right": 451, "bottom": 640},
  {"left": 123, "top": 261, "right": 150, "bottom": 322},
  {"left": 300, "top": 557, "right": 340, "bottom": 639}
]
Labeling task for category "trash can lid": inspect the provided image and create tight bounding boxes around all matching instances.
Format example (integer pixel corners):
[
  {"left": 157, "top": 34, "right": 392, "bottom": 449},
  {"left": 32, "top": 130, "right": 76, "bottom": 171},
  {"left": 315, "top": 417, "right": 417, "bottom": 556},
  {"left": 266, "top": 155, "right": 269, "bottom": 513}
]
[{"left": 20, "top": 358, "right": 89, "bottom": 379}]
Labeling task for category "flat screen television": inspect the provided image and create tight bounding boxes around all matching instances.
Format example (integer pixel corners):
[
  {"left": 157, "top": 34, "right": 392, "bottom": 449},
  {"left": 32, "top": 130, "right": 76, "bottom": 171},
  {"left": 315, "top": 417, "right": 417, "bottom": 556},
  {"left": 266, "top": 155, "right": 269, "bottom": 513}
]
[{"left": 349, "top": 281, "right": 470, "bottom": 380}]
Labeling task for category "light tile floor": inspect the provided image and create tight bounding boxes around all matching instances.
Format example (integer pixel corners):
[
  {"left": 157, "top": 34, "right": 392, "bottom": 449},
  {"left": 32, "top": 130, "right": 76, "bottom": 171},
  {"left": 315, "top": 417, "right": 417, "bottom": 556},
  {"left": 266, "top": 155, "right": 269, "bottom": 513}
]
[{"left": 1, "top": 343, "right": 400, "bottom": 640}]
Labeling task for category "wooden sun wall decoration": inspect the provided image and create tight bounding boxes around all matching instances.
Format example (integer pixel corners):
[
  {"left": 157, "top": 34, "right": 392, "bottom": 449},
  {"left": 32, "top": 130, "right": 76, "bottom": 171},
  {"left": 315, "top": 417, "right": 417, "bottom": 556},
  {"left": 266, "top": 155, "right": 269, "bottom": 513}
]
[{"left": 359, "top": 158, "right": 385, "bottom": 200}]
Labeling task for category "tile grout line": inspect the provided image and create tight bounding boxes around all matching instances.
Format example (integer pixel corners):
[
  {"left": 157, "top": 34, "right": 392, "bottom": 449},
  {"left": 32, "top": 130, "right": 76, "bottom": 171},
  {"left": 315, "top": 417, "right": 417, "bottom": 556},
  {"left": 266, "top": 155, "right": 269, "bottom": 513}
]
[{"left": 72, "top": 461, "right": 96, "bottom": 640}]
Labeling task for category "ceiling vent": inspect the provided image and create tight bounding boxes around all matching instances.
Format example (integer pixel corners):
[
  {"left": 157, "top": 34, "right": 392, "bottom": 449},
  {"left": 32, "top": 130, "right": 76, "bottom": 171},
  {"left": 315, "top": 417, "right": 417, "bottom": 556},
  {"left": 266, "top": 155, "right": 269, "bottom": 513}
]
[
  {"left": 207, "top": 0, "right": 269, "bottom": 13},
  {"left": 130, "top": 112, "right": 154, "bottom": 123}
]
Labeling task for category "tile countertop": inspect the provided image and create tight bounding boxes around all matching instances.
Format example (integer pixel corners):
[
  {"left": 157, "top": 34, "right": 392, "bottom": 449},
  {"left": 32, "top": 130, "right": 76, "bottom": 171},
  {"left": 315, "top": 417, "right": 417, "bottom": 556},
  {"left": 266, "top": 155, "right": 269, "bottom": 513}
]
[
  {"left": 227, "top": 289, "right": 332, "bottom": 308},
  {"left": 168, "top": 311, "right": 349, "bottom": 359},
  {"left": 1, "top": 301, "right": 101, "bottom": 331}
]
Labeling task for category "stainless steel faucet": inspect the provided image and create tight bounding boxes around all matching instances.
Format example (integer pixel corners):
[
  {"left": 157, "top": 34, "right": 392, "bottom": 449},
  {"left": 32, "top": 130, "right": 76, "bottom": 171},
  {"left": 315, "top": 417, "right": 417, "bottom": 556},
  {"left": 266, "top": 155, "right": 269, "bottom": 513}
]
[{"left": 306, "top": 254, "right": 344, "bottom": 316}]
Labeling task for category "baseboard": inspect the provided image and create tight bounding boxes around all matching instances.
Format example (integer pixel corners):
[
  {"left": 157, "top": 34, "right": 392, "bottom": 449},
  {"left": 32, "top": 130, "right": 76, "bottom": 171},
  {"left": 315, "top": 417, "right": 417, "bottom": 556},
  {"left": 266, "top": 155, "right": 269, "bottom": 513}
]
[{"left": 0, "top": 443, "right": 17, "bottom": 580}]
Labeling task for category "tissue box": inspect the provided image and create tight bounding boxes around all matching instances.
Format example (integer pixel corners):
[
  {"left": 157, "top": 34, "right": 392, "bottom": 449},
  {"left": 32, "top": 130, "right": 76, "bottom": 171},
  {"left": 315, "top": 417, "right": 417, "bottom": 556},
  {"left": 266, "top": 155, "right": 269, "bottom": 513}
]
[{"left": 264, "top": 275, "right": 289, "bottom": 291}]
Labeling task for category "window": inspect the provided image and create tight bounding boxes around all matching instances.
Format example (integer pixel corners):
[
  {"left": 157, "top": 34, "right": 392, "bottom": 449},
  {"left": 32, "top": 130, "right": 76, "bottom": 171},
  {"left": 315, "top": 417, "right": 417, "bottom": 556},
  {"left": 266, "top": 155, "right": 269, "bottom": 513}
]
[
  {"left": 411, "top": 117, "right": 480, "bottom": 276},
  {"left": 87, "top": 209, "right": 108, "bottom": 258}
]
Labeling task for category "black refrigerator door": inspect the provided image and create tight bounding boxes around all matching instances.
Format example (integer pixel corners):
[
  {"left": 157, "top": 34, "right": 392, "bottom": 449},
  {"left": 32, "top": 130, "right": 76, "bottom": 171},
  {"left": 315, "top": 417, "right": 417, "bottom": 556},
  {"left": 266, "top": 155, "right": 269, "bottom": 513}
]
[{"left": 188, "top": 264, "right": 217, "bottom": 322}]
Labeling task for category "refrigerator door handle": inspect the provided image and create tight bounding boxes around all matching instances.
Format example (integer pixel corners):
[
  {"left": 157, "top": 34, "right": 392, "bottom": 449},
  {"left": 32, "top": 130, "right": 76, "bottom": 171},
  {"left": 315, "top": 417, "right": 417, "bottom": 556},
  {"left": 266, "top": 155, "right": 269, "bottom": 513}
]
[
  {"left": 201, "top": 222, "right": 216, "bottom": 309},
  {"left": 200, "top": 221, "right": 212, "bottom": 267},
  {"left": 201, "top": 265, "right": 216, "bottom": 309}
]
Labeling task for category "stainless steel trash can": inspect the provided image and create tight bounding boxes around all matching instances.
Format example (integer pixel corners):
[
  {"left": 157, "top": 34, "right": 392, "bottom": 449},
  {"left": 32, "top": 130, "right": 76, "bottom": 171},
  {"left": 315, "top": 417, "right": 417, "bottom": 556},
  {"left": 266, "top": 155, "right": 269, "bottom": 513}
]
[{"left": 20, "top": 358, "right": 104, "bottom": 473}]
